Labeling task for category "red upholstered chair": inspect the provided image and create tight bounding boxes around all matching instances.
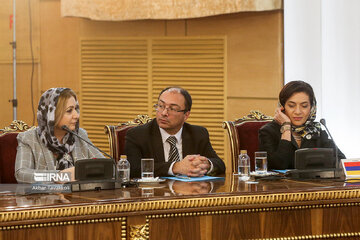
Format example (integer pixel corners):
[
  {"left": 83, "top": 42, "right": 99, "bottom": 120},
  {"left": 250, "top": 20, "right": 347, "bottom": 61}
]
[
  {"left": 104, "top": 115, "right": 152, "bottom": 162},
  {"left": 0, "top": 120, "right": 34, "bottom": 183},
  {"left": 223, "top": 110, "right": 273, "bottom": 173}
]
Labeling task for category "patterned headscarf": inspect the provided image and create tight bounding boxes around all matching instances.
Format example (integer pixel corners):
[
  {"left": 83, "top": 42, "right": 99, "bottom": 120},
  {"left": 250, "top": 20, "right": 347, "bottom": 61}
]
[
  {"left": 291, "top": 100, "right": 321, "bottom": 139},
  {"left": 37, "top": 88, "right": 79, "bottom": 170}
]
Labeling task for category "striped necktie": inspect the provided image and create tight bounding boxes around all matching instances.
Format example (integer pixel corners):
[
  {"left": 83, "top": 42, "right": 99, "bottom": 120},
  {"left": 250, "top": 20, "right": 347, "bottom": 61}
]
[{"left": 166, "top": 136, "right": 180, "bottom": 162}]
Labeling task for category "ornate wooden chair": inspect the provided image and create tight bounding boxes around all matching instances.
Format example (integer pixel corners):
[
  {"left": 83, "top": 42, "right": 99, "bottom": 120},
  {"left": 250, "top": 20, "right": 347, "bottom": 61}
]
[
  {"left": 223, "top": 110, "right": 273, "bottom": 173},
  {"left": 0, "top": 120, "right": 34, "bottom": 183},
  {"left": 104, "top": 115, "right": 152, "bottom": 162}
]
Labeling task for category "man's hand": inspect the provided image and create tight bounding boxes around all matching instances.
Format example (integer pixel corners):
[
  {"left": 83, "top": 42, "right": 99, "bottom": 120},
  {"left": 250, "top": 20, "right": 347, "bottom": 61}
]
[{"left": 172, "top": 155, "right": 210, "bottom": 177}]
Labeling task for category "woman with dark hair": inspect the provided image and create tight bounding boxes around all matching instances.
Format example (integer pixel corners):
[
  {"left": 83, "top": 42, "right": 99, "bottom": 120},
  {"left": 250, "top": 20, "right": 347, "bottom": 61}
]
[
  {"left": 259, "top": 80, "right": 345, "bottom": 170},
  {"left": 15, "top": 88, "right": 104, "bottom": 183}
]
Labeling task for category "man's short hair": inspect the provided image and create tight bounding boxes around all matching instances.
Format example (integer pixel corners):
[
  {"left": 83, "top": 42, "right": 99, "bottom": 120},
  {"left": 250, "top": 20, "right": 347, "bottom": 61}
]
[{"left": 158, "top": 86, "right": 192, "bottom": 112}]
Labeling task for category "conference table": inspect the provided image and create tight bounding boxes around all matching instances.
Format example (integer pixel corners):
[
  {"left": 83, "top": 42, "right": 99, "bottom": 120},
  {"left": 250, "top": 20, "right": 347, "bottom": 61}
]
[{"left": 1, "top": 174, "right": 360, "bottom": 240}]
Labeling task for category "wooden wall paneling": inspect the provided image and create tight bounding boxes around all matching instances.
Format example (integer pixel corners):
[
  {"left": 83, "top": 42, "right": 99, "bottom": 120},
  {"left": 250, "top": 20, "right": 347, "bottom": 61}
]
[
  {"left": 80, "top": 38, "right": 149, "bottom": 151},
  {"left": 0, "top": 65, "right": 13, "bottom": 126},
  {"left": 147, "top": 39, "right": 153, "bottom": 115},
  {"left": 211, "top": 210, "right": 312, "bottom": 239},
  {"left": 322, "top": 205, "right": 360, "bottom": 233},
  {"left": 262, "top": 209, "right": 312, "bottom": 237},
  {"left": 79, "top": 18, "right": 166, "bottom": 38},
  {"left": 186, "top": 10, "right": 283, "bottom": 117},
  {"left": 227, "top": 98, "right": 278, "bottom": 121},
  {"left": 74, "top": 221, "right": 124, "bottom": 240},
  {"left": 310, "top": 208, "right": 323, "bottom": 235},
  {"left": 2, "top": 225, "right": 67, "bottom": 240},
  {"left": 15, "top": 0, "right": 40, "bottom": 63},
  {"left": 1, "top": 222, "right": 125, "bottom": 240},
  {"left": 147, "top": 207, "right": 320, "bottom": 240},
  {"left": 39, "top": 0, "right": 80, "bottom": 92},
  {"left": 13, "top": 63, "right": 40, "bottom": 126},
  {"left": 0, "top": 0, "right": 40, "bottom": 127},
  {"left": 0, "top": 2, "right": 13, "bottom": 126},
  {"left": 200, "top": 215, "right": 212, "bottom": 240},
  {"left": 0, "top": 1, "right": 14, "bottom": 62},
  {"left": 0, "top": 0, "right": 40, "bottom": 62},
  {"left": 149, "top": 216, "right": 202, "bottom": 240},
  {"left": 165, "top": 20, "right": 186, "bottom": 36}
]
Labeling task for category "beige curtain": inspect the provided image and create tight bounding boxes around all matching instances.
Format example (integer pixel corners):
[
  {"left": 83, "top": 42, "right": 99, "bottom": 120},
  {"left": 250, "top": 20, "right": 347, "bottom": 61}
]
[{"left": 61, "top": 0, "right": 282, "bottom": 21}]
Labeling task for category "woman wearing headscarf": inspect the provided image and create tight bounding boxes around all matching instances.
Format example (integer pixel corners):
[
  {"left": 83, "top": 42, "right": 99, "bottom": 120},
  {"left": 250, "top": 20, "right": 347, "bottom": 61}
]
[
  {"left": 15, "top": 88, "right": 104, "bottom": 183},
  {"left": 259, "top": 80, "right": 345, "bottom": 170}
]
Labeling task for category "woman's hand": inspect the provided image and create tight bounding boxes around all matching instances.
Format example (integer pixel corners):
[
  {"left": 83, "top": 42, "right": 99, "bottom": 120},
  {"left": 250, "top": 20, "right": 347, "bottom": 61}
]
[
  {"left": 274, "top": 106, "right": 291, "bottom": 125},
  {"left": 275, "top": 106, "right": 292, "bottom": 141}
]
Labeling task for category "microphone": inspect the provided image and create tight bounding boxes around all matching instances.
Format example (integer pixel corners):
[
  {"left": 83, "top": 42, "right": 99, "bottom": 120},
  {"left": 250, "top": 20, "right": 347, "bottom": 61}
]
[
  {"left": 61, "top": 125, "right": 112, "bottom": 159},
  {"left": 319, "top": 118, "right": 340, "bottom": 168}
]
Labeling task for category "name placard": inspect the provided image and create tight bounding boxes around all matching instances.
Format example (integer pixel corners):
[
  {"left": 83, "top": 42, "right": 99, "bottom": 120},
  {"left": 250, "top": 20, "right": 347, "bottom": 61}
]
[{"left": 341, "top": 158, "right": 360, "bottom": 179}]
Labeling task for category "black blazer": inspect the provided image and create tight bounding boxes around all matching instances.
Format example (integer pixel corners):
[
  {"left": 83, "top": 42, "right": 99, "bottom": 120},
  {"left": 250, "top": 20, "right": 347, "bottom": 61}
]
[
  {"left": 125, "top": 119, "right": 225, "bottom": 178},
  {"left": 258, "top": 120, "right": 346, "bottom": 170}
]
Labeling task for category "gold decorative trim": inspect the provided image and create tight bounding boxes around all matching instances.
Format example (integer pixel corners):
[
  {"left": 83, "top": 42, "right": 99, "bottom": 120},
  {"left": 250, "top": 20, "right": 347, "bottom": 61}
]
[
  {"left": 222, "top": 120, "right": 239, "bottom": 173},
  {"left": 147, "top": 201, "right": 360, "bottom": 219},
  {"left": 2, "top": 189, "right": 360, "bottom": 224},
  {"left": 104, "top": 124, "right": 116, "bottom": 158},
  {"left": 121, "top": 217, "right": 127, "bottom": 240},
  {"left": 0, "top": 216, "right": 126, "bottom": 236},
  {"left": 122, "top": 115, "right": 152, "bottom": 126},
  {"left": 252, "top": 232, "right": 360, "bottom": 240},
  {"left": 145, "top": 218, "right": 150, "bottom": 240},
  {"left": 129, "top": 224, "right": 147, "bottom": 240},
  {"left": 236, "top": 110, "right": 273, "bottom": 122},
  {"left": 0, "top": 120, "right": 34, "bottom": 136}
]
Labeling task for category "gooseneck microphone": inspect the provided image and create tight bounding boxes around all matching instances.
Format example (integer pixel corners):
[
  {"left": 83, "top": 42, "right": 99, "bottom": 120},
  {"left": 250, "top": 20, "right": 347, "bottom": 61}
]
[
  {"left": 319, "top": 118, "right": 340, "bottom": 168},
  {"left": 61, "top": 125, "right": 113, "bottom": 159}
]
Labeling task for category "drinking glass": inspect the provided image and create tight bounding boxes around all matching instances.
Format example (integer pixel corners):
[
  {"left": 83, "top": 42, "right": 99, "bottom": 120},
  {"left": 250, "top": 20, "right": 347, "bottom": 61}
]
[
  {"left": 255, "top": 151, "right": 268, "bottom": 174},
  {"left": 141, "top": 158, "right": 154, "bottom": 179}
]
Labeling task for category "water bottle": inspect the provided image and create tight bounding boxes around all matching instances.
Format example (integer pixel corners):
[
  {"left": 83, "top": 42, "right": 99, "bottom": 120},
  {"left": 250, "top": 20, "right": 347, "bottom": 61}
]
[
  {"left": 117, "top": 155, "right": 130, "bottom": 183},
  {"left": 238, "top": 150, "right": 250, "bottom": 181}
]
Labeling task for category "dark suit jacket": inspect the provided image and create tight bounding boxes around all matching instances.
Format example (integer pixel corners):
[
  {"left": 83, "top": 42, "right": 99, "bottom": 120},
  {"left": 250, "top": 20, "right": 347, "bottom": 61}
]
[
  {"left": 125, "top": 119, "right": 225, "bottom": 178},
  {"left": 258, "top": 120, "right": 346, "bottom": 170}
]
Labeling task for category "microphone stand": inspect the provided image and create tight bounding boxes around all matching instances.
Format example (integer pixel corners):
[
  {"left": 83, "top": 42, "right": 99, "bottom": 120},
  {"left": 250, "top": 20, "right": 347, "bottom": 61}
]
[{"left": 320, "top": 119, "right": 340, "bottom": 169}]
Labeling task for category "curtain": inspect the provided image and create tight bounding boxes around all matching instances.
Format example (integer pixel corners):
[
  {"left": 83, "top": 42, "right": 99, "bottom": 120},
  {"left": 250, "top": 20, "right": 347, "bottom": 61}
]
[
  {"left": 284, "top": 0, "right": 360, "bottom": 158},
  {"left": 61, "top": 0, "right": 282, "bottom": 21}
]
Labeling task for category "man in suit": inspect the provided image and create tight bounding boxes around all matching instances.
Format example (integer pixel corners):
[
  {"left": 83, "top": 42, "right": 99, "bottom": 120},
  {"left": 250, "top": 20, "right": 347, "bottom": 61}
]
[{"left": 125, "top": 87, "right": 225, "bottom": 178}]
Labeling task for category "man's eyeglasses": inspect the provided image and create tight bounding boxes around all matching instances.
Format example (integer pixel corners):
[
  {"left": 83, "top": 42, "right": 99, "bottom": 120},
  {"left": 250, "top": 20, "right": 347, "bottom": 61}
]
[{"left": 154, "top": 103, "right": 187, "bottom": 114}]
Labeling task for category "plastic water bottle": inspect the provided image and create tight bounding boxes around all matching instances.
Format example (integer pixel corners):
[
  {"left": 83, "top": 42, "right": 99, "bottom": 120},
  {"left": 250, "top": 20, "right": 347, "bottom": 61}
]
[
  {"left": 238, "top": 150, "right": 250, "bottom": 181},
  {"left": 117, "top": 155, "right": 130, "bottom": 183}
]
